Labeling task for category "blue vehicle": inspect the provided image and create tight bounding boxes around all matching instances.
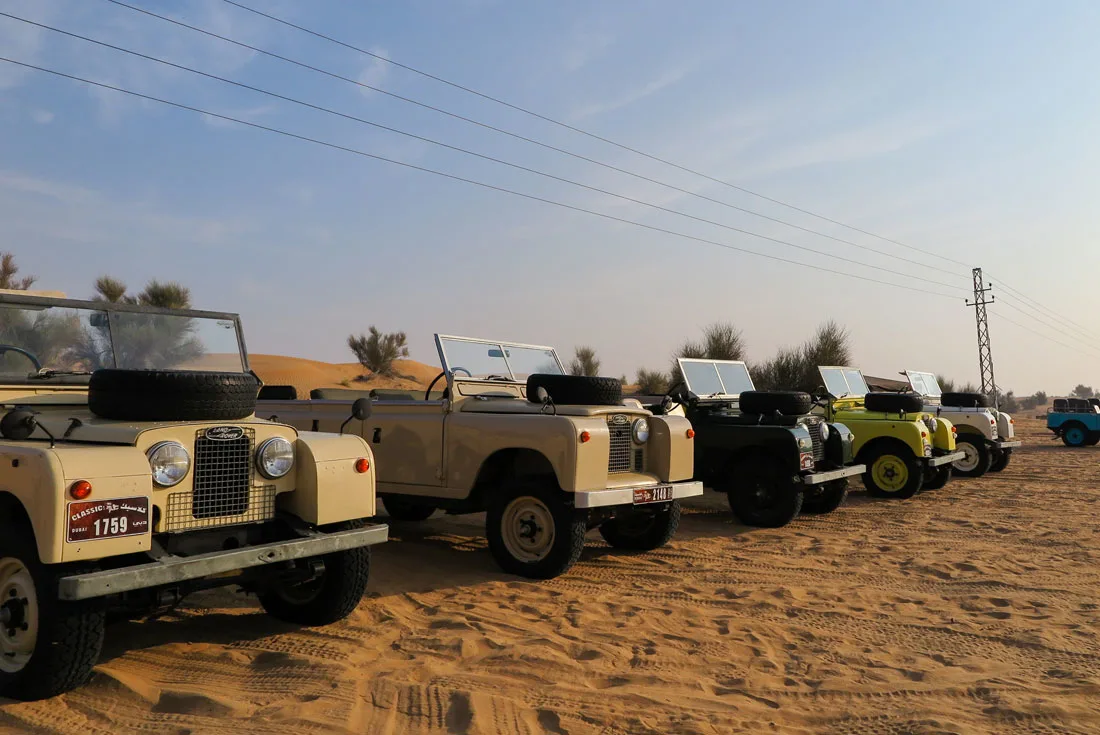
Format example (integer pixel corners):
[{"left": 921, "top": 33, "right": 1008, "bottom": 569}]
[{"left": 1047, "top": 398, "right": 1100, "bottom": 446}]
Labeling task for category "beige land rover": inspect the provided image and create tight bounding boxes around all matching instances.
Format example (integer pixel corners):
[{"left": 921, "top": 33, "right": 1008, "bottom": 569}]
[
  {"left": 257, "top": 335, "right": 702, "bottom": 580},
  {"left": 0, "top": 290, "right": 387, "bottom": 701}
]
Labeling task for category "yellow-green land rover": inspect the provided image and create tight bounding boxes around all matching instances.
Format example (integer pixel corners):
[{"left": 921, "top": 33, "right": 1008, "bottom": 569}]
[
  {"left": 0, "top": 290, "right": 387, "bottom": 700},
  {"left": 815, "top": 366, "right": 964, "bottom": 498}
]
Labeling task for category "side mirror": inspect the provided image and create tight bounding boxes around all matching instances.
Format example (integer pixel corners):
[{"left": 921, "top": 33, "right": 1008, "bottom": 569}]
[
  {"left": 0, "top": 410, "right": 37, "bottom": 441},
  {"left": 339, "top": 398, "right": 372, "bottom": 434}
]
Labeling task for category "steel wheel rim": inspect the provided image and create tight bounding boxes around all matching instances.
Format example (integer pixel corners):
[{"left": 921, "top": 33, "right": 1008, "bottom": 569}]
[
  {"left": 501, "top": 496, "right": 556, "bottom": 563},
  {"left": 0, "top": 557, "right": 38, "bottom": 674},
  {"left": 954, "top": 441, "right": 980, "bottom": 471},
  {"left": 1067, "top": 427, "right": 1086, "bottom": 445},
  {"left": 872, "top": 455, "right": 909, "bottom": 493}
]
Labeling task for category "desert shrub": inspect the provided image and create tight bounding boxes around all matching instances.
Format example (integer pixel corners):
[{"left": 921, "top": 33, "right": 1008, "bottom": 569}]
[
  {"left": 0, "top": 253, "right": 35, "bottom": 290},
  {"left": 1072, "top": 384, "right": 1094, "bottom": 398},
  {"left": 753, "top": 321, "right": 853, "bottom": 393},
  {"left": 670, "top": 322, "right": 745, "bottom": 383},
  {"left": 936, "top": 374, "right": 956, "bottom": 393},
  {"left": 348, "top": 326, "right": 409, "bottom": 377},
  {"left": 635, "top": 368, "right": 669, "bottom": 395},
  {"left": 568, "top": 346, "right": 601, "bottom": 377},
  {"left": 1033, "top": 391, "right": 1048, "bottom": 405}
]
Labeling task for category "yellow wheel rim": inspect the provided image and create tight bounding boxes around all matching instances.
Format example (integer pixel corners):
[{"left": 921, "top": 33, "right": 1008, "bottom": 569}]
[{"left": 872, "top": 454, "right": 909, "bottom": 493}]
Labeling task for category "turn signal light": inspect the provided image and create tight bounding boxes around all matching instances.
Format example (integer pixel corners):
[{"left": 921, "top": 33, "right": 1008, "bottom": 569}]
[
  {"left": 951, "top": 426, "right": 957, "bottom": 433},
  {"left": 70, "top": 480, "right": 93, "bottom": 500},
  {"left": 579, "top": 431, "right": 591, "bottom": 443},
  {"left": 686, "top": 429, "right": 696, "bottom": 439},
  {"left": 354, "top": 458, "right": 370, "bottom": 474},
  {"left": 921, "top": 431, "right": 928, "bottom": 438}
]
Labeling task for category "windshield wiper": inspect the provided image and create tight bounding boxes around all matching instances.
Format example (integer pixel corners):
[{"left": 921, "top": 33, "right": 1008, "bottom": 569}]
[{"left": 28, "top": 370, "right": 94, "bottom": 380}]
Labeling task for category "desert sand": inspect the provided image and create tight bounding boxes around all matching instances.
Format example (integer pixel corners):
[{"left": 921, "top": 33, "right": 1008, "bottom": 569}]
[
  {"left": 248, "top": 354, "right": 444, "bottom": 398},
  {"left": 2, "top": 415, "right": 1099, "bottom": 733}
]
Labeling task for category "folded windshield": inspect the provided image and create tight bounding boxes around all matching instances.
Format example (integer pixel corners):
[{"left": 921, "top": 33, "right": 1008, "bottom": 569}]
[
  {"left": 906, "top": 371, "right": 942, "bottom": 397},
  {"left": 677, "top": 359, "right": 755, "bottom": 397},
  {"left": 0, "top": 301, "right": 246, "bottom": 381},
  {"left": 818, "top": 366, "right": 869, "bottom": 398},
  {"left": 436, "top": 335, "right": 563, "bottom": 381}
]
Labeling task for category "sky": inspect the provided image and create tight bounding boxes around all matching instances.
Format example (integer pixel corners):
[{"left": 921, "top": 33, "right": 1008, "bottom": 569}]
[{"left": 2, "top": 0, "right": 1099, "bottom": 395}]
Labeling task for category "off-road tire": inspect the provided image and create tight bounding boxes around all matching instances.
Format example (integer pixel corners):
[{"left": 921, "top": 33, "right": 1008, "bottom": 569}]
[
  {"left": 923, "top": 464, "right": 952, "bottom": 490},
  {"left": 89, "top": 369, "right": 259, "bottom": 421},
  {"left": 801, "top": 478, "right": 849, "bottom": 514},
  {"left": 739, "top": 390, "right": 812, "bottom": 416},
  {"left": 952, "top": 435, "right": 992, "bottom": 477},
  {"left": 1061, "top": 422, "right": 1090, "bottom": 447},
  {"left": 864, "top": 392, "right": 924, "bottom": 414},
  {"left": 862, "top": 443, "right": 924, "bottom": 499},
  {"left": 989, "top": 448, "right": 1012, "bottom": 472},
  {"left": 724, "top": 458, "right": 804, "bottom": 528},
  {"left": 0, "top": 525, "right": 105, "bottom": 701},
  {"left": 486, "top": 481, "right": 587, "bottom": 579},
  {"left": 258, "top": 521, "right": 370, "bottom": 626},
  {"left": 380, "top": 496, "right": 436, "bottom": 522},
  {"left": 526, "top": 374, "right": 622, "bottom": 407},
  {"left": 599, "top": 500, "right": 681, "bottom": 550},
  {"left": 941, "top": 392, "right": 992, "bottom": 408},
  {"left": 1088, "top": 433, "right": 1100, "bottom": 446}
]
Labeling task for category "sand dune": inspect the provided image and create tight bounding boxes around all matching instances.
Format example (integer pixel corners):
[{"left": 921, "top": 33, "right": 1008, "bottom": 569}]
[
  {"left": 248, "top": 354, "right": 443, "bottom": 398},
  {"left": 2, "top": 416, "right": 1099, "bottom": 733}
]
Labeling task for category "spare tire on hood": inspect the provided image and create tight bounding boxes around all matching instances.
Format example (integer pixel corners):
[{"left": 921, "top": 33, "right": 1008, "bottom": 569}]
[
  {"left": 940, "top": 391, "right": 991, "bottom": 408},
  {"left": 864, "top": 391, "right": 924, "bottom": 414},
  {"left": 89, "top": 369, "right": 259, "bottom": 421},
  {"left": 739, "top": 390, "right": 812, "bottom": 416},
  {"left": 526, "top": 374, "right": 622, "bottom": 406}
]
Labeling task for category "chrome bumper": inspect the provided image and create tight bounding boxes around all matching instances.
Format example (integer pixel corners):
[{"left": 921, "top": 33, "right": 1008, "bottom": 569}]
[
  {"left": 574, "top": 481, "right": 704, "bottom": 509},
  {"left": 926, "top": 451, "right": 965, "bottom": 467},
  {"left": 996, "top": 440, "right": 1023, "bottom": 449},
  {"left": 803, "top": 464, "right": 865, "bottom": 485},
  {"left": 58, "top": 523, "right": 389, "bottom": 601}
]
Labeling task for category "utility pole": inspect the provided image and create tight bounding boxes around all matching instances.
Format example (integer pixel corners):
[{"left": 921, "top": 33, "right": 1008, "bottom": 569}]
[{"left": 966, "top": 267, "right": 997, "bottom": 407}]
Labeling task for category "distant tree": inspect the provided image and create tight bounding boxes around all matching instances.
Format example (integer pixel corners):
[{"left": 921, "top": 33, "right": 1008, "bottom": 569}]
[
  {"left": 753, "top": 321, "right": 853, "bottom": 393},
  {"left": 751, "top": 345, "right": 802, "bottom": 392},
  {"left": 93, "top": 276, "right": 192, "bottom": 309},
  {"left": 1072, "top": 384, "right": 1094, "bottom": 399},
  {"left": 0, "top": 253, "right": 35, "bottom": 290},
  {"left": 83, "top": 276, "right": 200, "bottom": 369},
  {"left": 959, "top": 382, "right": 979, "bottom": 394},
  {"left": 1000, "top": 390, "right": 1019, "bottom": 412},
  {"left": 936, "top": 374, "right": 956, "bottom": 393},
  {"left": 1033, "top": 390, "right": 1048, "bottom": 405},
  {"left": 620, "top": 374, "right": 628, "bottom": 385},
  {"left": 635, "top": 368, "right": 669, "bottom": 395},
  {"left": 1020, "top": 395, "right": 1039, "bottom": 411},
  {"left": 348, "top": 326, "right": 409, "bottom": 376},
  {"left": 568, "top": 346, "right": 601, "bottom": 377},
  {"left": 671, "top": 322, "right": 745, "bottom": 384}
]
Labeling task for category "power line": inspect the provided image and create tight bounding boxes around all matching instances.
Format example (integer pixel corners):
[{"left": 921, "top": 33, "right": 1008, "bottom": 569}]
[
  {"left": 992, "top": 308, "right": 1100, "bottom": 362},
  {"left": 8, "top": 11, "right": 968, "bottom": 293},
  {"left": 987, "top": 274, "right": 1100, "bottom": 342},
  {"left": 101, "top": 0, "right": 969, "bottom": 283},
  {"left": 994, "top": 293, "right": 1100, "bottom": 348},
  {"left": 217, "top": 0, "right": 977, "bottom": 273},
  {"left": 0, "top": 55, "right": 963, "bottom": 301}
]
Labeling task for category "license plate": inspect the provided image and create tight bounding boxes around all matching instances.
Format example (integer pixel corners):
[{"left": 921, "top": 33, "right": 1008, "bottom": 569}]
[
  {"left": 632, "top": 485, "right": 673, "bottom": 504},
  {"left": 67, "top": 497, "right": 150, "bottom": 543}
]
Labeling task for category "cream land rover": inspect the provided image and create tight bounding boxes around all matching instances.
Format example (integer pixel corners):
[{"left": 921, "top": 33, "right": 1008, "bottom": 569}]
[{"left": 258, "top": 335, "right": 703, "bottom": 580}]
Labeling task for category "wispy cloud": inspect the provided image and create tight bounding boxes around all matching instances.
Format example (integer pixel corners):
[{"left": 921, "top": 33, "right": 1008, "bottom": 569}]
[
  {"left": 357, "top": 47, "right": 390, "bottom": 95},
  {"left": 30, "top": 108, "right": 54, "bottom": 124},
  {"left": 570, "top": 65, "right": 693, "bottom": 121},
  {"left": 562, "top": 29, "right": 615, "bottom": 72},
  {"left": 201, "top": 104, "right": 275, "bottom": 129}
]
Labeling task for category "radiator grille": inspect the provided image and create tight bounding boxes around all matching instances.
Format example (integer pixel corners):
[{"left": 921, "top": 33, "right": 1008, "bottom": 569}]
[
  {"left": 805, "top": 420, "right": 826, "bottom": 462},
  {"left": 607, "top": 415, "right": 633, "bottom": 473},
  {"left": 164, "top": 485, "right": 276, "bottom": 532},
  {"left": 634, "top": 448, "right": 644, "bottom": 472}
]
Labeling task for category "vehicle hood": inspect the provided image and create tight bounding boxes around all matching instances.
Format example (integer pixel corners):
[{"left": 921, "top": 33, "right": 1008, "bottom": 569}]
[{"left": 459, "top": 400, "right": 650, "bottom": 418}]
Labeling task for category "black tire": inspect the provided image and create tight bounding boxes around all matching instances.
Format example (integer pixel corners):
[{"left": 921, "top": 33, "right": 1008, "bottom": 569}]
[
  {"left": 724, "top": 458, "right": 804, "bottom": 528},
  {"left": 599, "top": 500, "right": 681, "bottom": 550},
  {"left": 801, "top": 478, "right": 849, "bottom": 514},
  {"left": 1088, "top": 433, "right": 1100, "bottom": 447},
  {"left": 923, "top": 464, "right": 952, "bottom": 490},
  {"left": 1061, "top": 422, "right": 1090, "bottom": 447},
  {"left": 380, "top": 495, "right": 436, "bottom": 522},
  {"left": 486, "top": 481, "right": 587, "bottom": 579},
  {"left": 941, "top": 392, "right": 992, "bottom": 408},
  {"left": 258, "top": 521, "right": 370, "bottom": 626},
  {"left": 89, "top": 369, "right": 259, "bottom": 421},
  {"left": 525, "top": 374, "right": 622, "bottom": 407},
  {"left": 738, "top": 390, "right": 812, "bottom": 416},
  {"left": 989, "top": 448, "right": 1012, "bottom": 472},
  {"left": 864, "top": 392, "right": 924, "bottom": 413},
  {"left": 951, "top": 436, "right": 992, "bottom": 477},
  {"left": 861, "top": 443, "right": 924, "bottom": 499},
  {"left": 0, "top": 525, "right": 105, "bottom": 701}
]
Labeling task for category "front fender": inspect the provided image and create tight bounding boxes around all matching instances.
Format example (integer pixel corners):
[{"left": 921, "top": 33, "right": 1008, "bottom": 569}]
[
  {"left": 647, "top": 415, "right": 694, "bottom": 482},
  {"left": 280, "top": 432, "right": 376, "bottom": 525},
  {"left": 932, "top": 417, "right": 957, "bottom": 451},
  {"left": 446, "top": 414, "right": 584, "bottom": 492}
]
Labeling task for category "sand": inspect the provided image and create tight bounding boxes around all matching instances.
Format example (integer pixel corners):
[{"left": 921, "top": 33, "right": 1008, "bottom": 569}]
[
  {"left": 2, "top": 416, "right": 1099, "bottom": 733},
  {"left": 248, "top": 354, "right": 444, "bottom": 398}
]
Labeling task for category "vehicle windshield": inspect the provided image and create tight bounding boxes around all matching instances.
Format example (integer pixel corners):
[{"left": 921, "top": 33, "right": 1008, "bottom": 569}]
[
  {"left": 907, "top": 371, "right": 942, "bottom": 397},
  {"left": 678, "top": 359, "right": 755, "bottom": 397},
  {"left": 436, "top": 335, "right": 563, "bottom": 381},
  {"left": 819, "top": 366, "right": 869, "bottom": 398},
  {"left": 0, "top": 300, "right": 246, "bottom": 382}
]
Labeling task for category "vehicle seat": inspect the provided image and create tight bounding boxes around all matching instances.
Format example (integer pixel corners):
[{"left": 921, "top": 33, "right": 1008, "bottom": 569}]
[{"left": 258, "top": 384, "right": 297, "bottom": 400}]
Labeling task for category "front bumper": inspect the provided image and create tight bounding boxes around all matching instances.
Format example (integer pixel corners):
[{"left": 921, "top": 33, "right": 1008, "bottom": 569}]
[
  {"left": 802, "top": 464, "right": 866, "bottom": 485},
  {"left": 58, "top": 522, "right": 390, "bottom": 601},
  {"left": 995, "top": 439, "right": 1023, "bottom": 449},
  {"left": 574, "top": 481, "right": 704, "bottom": 509},
  {"left": 925, "top": 451, "right": 965, "bottom": 468}
]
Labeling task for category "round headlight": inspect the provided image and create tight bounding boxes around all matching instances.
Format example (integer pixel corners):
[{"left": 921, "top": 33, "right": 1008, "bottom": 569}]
[
  {"left": 819, "top": 423, "right": 830, "bottom": 440},
  {"left": 257, "top": 437, "right": 294, "bottom": 479},
  {"left": 147, "top": 441, "right": 190, "bottom": 487},
  {"left": 929, "top": 417, "right": 939, "bottom": 432},
  {"left": 632, "top": 418, "right": 650, "bottom": 444}
]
